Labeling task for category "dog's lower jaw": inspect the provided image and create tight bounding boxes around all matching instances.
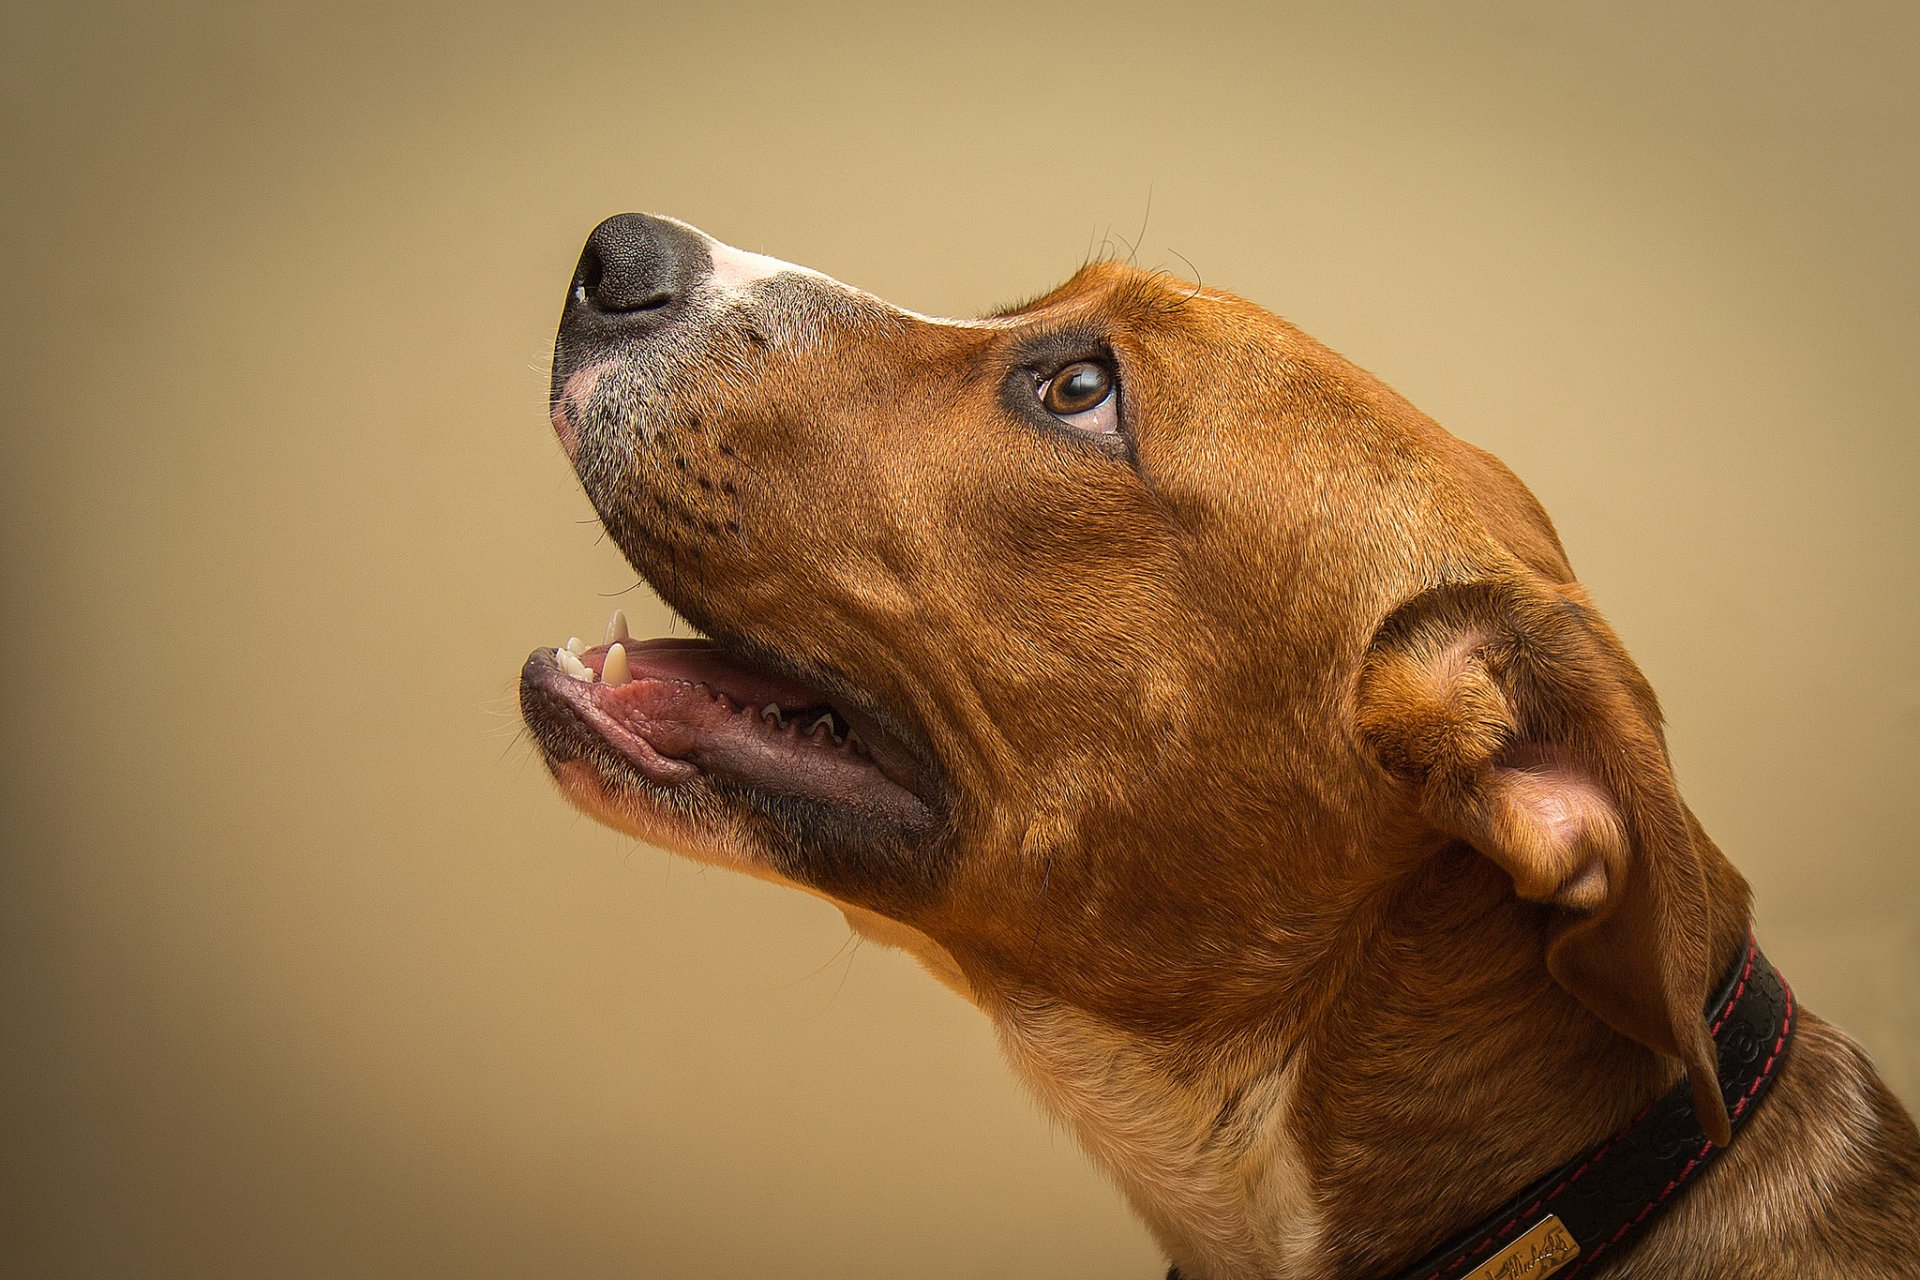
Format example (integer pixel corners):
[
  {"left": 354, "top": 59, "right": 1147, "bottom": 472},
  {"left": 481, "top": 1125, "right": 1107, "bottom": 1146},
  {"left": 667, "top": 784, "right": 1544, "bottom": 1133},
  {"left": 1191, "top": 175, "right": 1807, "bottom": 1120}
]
[{"left": 994, "top": 1000, "right": 1324, "bottom": 1280}]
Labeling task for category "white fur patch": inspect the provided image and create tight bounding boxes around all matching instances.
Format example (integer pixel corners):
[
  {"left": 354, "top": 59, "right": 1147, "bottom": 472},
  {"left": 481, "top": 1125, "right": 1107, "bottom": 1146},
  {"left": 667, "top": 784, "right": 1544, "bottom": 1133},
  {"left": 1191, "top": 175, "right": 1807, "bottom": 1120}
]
[
  {"left": 651, "top": 214, "right": 1014, "bottom": 330},
  {"left": 701, "top": 234, "right": 834, "bottom": 297}
]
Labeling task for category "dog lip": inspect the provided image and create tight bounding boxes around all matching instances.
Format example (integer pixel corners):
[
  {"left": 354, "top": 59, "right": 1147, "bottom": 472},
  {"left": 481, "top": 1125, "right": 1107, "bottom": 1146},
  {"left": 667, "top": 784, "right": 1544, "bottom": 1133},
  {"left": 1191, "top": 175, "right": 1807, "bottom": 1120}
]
[
  {"left": 694, "top": 632, "right": 936, "bottom": 796},
  {"left": 518, "top": 637, "right": 931, "bottom": 816},
  {"left": 519, "top": 649, "right": 702, "bottom": 787}
]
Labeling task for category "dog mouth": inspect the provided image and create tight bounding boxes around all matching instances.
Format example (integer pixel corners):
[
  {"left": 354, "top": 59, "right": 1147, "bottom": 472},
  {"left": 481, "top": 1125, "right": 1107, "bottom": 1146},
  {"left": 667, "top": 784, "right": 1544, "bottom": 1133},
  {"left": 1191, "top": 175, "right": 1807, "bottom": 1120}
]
[{"left": 519, "top": 613, "right": 932, "bottom": 824}]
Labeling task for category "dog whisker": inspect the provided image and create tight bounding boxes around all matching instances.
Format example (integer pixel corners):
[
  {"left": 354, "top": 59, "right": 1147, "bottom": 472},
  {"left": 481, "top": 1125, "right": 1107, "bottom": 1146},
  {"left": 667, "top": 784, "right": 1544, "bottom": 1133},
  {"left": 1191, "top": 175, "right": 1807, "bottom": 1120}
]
[
  {"left": 1127, "top": 184, "right": 1153, "bottom": 267},
  {"left": 829, "top": 935, "right": 865, "bottom": 1004}
]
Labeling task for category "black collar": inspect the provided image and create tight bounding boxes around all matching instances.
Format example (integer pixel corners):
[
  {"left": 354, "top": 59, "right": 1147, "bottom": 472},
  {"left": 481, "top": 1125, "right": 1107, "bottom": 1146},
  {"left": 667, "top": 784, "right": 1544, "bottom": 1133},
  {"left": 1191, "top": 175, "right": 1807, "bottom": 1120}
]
[{"left": 1168, "top": 935, "right": 1795, "bottom": 1280}]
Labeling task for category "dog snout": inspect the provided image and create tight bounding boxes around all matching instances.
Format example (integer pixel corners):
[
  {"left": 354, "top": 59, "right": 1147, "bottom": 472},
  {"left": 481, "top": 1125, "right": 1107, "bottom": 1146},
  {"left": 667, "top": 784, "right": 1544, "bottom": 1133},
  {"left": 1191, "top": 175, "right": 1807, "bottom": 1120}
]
[{"left": 563, "top": 212, "right": 711, "bottom": 335}]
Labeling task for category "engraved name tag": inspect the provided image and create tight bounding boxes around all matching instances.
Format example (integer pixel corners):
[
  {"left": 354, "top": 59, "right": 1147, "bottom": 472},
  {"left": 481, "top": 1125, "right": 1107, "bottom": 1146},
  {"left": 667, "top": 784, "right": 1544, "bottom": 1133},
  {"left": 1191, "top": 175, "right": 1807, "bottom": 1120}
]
[{"left": 1464, "top": 1214, "right": 1580, "bottom": 1280}]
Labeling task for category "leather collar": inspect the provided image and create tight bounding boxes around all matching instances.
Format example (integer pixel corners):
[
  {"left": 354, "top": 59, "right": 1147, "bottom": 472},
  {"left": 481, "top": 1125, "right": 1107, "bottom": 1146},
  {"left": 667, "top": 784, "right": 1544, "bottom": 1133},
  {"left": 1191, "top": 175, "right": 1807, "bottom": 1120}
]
[{"left": 1167, "top": 934, "right": 1795, "bottom": 1280}]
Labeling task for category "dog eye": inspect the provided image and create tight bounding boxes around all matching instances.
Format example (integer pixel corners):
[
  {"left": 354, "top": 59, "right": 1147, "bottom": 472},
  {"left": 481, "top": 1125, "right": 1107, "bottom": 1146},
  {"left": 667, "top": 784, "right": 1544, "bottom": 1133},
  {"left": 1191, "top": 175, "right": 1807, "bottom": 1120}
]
[{"left": 1038, "top": 360, "right": 1119, "bottom": 434}]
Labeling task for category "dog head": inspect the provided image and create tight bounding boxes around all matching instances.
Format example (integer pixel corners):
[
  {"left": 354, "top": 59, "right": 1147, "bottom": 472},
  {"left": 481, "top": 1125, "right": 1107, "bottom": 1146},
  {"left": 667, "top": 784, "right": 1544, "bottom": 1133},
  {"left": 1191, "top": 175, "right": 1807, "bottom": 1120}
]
[{"left": 520, "top": 214, "right": 1742, "bottom": 1137}]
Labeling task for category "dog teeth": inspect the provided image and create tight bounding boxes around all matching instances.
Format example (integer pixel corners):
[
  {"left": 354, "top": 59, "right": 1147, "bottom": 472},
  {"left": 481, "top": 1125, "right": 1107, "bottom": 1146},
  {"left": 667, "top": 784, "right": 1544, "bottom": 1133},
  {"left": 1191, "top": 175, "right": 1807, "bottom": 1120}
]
[
  {"left": 546, "top": 624, "right": 862, "bottom": 756},
  {"left": 602, "top": 642, "right": 631, "bottom": 686}
]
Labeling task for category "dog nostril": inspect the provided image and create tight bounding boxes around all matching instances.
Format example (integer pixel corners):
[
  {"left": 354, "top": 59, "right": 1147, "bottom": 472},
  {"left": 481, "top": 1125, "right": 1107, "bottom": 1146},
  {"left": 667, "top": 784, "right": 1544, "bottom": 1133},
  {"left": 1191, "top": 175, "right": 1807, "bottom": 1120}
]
[{"left": 574, "top": 243, "right": 606, "bottom": 308}]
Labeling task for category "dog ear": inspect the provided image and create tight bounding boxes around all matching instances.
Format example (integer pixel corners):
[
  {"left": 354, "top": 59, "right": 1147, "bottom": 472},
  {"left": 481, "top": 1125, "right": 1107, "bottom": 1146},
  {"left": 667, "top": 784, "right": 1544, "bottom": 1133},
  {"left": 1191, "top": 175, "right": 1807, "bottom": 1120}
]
[{"left": 1354, "top": 578, "right": 1730, "bottom": 1145}]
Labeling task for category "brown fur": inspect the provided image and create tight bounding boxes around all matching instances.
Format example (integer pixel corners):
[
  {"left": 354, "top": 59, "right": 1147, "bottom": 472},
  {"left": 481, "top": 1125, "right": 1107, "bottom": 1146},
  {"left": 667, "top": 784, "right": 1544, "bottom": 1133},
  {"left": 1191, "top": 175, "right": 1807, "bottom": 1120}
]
[{"left": 528, "top": 232, "right": 1920, "bottom": 1278}]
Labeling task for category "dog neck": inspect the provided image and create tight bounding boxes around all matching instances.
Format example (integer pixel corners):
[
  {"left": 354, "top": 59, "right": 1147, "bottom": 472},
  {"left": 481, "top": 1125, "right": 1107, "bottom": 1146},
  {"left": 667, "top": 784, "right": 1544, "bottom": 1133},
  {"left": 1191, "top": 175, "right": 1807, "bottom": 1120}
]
[
  {"left": 979, "top": 846, "right": 1739, "bottom": 1280},
  {"left": 993, "top": 995, "right": 1322, "bottom": 1279}
]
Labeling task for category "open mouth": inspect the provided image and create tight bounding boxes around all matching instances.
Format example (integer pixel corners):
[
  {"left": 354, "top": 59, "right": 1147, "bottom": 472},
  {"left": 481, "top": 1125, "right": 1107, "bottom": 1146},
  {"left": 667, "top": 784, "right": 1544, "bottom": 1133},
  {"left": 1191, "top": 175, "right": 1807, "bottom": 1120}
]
[{"left": 519, "top": 611, "right": 931, "bottom": 824}]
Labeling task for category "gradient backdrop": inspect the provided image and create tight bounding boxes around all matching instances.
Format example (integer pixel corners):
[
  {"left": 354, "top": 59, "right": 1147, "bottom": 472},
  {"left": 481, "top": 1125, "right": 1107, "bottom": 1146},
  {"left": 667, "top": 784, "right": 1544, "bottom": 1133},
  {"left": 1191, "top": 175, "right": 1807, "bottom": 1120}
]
[{"left": 5, "top": 3, "right": 1916, "bottom": 1276}]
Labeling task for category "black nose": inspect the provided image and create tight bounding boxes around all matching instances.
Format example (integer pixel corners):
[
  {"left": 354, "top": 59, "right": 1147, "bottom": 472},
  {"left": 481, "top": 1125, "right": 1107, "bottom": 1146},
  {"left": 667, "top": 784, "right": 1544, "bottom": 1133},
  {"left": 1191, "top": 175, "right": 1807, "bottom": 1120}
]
[{"left": 565, "top": 213, "right": 711, "bottom": 332}]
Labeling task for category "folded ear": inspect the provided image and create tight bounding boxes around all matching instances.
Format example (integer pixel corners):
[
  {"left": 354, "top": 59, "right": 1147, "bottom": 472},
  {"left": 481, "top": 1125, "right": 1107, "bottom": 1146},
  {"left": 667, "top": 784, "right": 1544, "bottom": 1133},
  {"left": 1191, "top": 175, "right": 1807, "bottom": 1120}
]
[{"left": 1354, "top": 578, "right": 1730, "bottom": 1145}]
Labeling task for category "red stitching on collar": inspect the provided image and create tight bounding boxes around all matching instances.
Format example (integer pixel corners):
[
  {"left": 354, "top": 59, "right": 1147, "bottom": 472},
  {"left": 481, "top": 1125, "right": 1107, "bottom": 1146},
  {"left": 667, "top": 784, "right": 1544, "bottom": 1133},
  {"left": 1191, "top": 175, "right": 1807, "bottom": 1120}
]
[
  {"left": 1414, "top": 935, "right": 1774, "bottom": 1280},
  {"left": 1576, "top": 981, "right": 1794, "bottom": 1274}
]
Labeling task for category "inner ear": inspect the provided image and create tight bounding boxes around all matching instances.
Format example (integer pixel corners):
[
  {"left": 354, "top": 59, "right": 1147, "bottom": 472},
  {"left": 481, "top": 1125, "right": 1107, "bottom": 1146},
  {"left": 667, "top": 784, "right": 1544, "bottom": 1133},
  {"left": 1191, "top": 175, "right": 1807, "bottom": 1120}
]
[
  {"left": 1474, "top": 757, "right": 1622, "bottom": 912},
  {"left": 1355, "top": 595, "right": 1623, "bottom": 910}
]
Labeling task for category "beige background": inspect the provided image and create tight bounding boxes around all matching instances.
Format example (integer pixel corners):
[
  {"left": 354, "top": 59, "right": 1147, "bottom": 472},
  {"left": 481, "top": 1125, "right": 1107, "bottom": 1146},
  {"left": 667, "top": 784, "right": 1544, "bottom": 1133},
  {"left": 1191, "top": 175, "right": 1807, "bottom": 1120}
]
[{"left": 4, "top": 2, "right": 1916, "bottom": 1276}]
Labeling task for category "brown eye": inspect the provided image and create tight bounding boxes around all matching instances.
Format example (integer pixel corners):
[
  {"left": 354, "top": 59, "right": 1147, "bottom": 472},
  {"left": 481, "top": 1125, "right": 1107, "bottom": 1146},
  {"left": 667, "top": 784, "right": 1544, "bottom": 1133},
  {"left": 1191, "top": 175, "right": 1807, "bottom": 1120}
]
[
  {"left": 1041, "top": 361, "right": 1113, "bottom": 415},
  {"left": 1038, "top": 360, "right": 1120, "bottom": 439}
]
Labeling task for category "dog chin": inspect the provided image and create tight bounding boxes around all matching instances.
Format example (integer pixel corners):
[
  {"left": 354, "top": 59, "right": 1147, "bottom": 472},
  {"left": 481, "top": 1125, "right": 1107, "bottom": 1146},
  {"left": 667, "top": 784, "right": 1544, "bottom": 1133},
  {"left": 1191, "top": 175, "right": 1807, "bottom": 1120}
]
[{"left": 544, "top": 757, "right": 770, "bottom": 876}]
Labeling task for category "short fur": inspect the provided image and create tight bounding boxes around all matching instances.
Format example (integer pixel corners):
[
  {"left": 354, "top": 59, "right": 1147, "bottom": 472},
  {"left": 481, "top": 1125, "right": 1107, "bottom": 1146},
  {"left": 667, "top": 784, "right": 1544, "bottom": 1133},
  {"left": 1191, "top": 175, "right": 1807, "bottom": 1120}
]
[{"left": 526, "top": 223, "right": 1920, "bottom": 1279}]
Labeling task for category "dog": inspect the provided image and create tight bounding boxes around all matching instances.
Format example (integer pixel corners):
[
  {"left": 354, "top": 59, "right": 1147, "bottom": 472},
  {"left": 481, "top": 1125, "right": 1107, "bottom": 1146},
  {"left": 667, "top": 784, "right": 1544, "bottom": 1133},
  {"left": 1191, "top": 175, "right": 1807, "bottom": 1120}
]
[{"left": 520, "top": 213, "right": 1920, "bottom": 1279}]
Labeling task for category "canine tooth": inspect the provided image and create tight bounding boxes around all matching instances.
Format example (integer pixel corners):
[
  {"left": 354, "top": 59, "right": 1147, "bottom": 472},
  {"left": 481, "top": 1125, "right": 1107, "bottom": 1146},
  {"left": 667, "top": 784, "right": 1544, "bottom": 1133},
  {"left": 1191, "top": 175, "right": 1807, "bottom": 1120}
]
[
  {"left": 602, "top": 642, "right": 631, "bottom": 685},
  {"left": 605, "top": 609, "right": 630, "bottom": 645},
  {"left": 565, "top": 637, "right": 587, "bottom": 655}
]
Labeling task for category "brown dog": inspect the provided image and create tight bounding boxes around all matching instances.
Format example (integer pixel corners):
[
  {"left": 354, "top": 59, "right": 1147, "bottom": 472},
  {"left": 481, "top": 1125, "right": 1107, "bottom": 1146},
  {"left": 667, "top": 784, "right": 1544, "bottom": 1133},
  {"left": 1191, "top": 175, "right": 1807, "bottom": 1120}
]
[{"left": 520, "top": 214, "right": 1920, "bottom": 1279}]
